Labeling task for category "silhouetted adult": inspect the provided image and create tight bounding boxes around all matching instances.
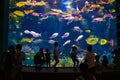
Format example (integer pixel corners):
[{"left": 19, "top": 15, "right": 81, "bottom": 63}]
[
  {"left": 34, "top": 48, "right": 45, "bottom": 70},
  {"left": 71, "top": 46, "right": 79, "bottom": 69},
  {"left": 76, "top": 62, "right": 95, "bottom": 80},
  {"left": 84, "top": 45, "right": 96, "bottom": 80},
  {"left": 15, "top": 44, "right": 25, "bottom": 80},
  {"left": 4, "top": 45, "right": 16, "bottom": 80},
  {"left": 112, "top": 49, "right": 120, "bottom": 65},
  {"left": 45, "top": 48, "right": 51, "bottom": 67}
]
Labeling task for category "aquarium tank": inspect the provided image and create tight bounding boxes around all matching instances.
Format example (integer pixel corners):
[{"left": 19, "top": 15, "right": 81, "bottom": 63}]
[{"left": 8, "top": 0, "right": 117, "bottom": 67}]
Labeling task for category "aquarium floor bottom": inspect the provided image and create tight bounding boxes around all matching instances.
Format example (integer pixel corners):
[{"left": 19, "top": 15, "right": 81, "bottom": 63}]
[{"left": 22, "top": 66, "right": 120, "bottom": 80}]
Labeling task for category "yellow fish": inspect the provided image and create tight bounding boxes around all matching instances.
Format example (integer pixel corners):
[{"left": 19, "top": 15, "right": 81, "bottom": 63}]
[
  {"left": 24, "top": 10, "right": 34, "bottom": 14},
  {"left": 99, "top": 39, "right": 107, "bottom": 45},
  {"left": 91, "top": 4, "right": 101, "bottom": 8},
  {"left": 13, "top": 10, "right": 25, "bottom": 17},
  {"left": 16, "top": 1, "right": 26, "bottom": 7},
  {"left": 85, "top": 30, "right": 91, "bottom": 33},
  {"left": 86, "top": 37, "right": 98, "bottom": 45},
  {"left": 99, "top": 0, "right": 115, "bottom": 4},
  {"left": 109, "top": 9, "right": 116, "bottom": 13},
  {"left": 21, "top": 38, "right": 34, "bottom": 43}
]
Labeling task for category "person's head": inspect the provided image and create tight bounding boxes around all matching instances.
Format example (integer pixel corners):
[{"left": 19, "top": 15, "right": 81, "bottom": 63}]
[
  {"left": 16, "top": 44, "right": 22, "bottom": 51},
  {"left": 72, "top": 46, "right": 77, "bottom": 51},
  {"left": 95, "top": 55, "right": 100, "bottom": 62},
  {"left": 9, "top": 45, "right": 15, "bottom": 52},
  {"left": 103, "top": 55, "right": 107, "bottom": 59},
  {"left": 54, "top": 42, "right": 58, "bottom": 47},
  {"left": 39, "top": 48, "right": 44, "bottom": 53},
  {"left": 46, "top": 48, "right": 49, "bottom": 52},
  {"left": 87, "top": 45, "right": 92, "bottom": 52}
]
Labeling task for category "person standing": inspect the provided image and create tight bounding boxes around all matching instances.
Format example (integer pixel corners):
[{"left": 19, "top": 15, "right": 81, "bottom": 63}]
[
  {"left": 45, "top": 48, "right": 51, "bottom": 67},
  {"left": 84, "top": 45, "right": 96, "bottom": 80},
  {"left": 52, "top": 42, "right": 59, "bottom": 70},
  {"left": 34, "top": 48, "right": 45, "bottom": 70},
  {"left": 15, "top": 44, "right": 25, "bottom": 80},
  {"left": 71, "top": 46, "right": 79, "bottom": 69}
]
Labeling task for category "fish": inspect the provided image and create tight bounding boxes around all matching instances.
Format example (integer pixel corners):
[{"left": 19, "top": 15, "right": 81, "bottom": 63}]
[
  {"left": 21, "top": 38, "right": 34, "bottom": 43},
  {"left": 24, "top": 9, "right": 34, "bottom": 14},
  {"left": 99, "top": 0, "right": 115, "bottom": 4},
  {"left": 61, "top": 32, "right": 70, "bottom": 39},
  {"left": 109, "top": 9, "right": 115, "bottom": 13},
  {"left": 63, "top": 1, "right": 72, "bottom": 5},
  {"left": 75, "top": 35, "right": 83, "bottom": 42},
  {"left": 48, "top": 40, "right": 56, "bottom": 44},
  {"left": 99, "top": 39, "right": 107, "bottom": 45},
  {"left": 103, "top": 13, "right": 113, "bottom": 18},
  {"left": 63, "top": 40, "right": 71, "bottom": 46},
  {"left": 64, "top": 16, "right": 74, "bottom": 20},
  {"left": 49, "top": 33, "right": 58, "bottom": 38},
  {"left": 91, "top": 4, "right": 101, "bottom": 8},
  {"left": 86, "top": 37, "right": 98, "bottom": 45},
  {"left": 109, "top": 39, "right": 114, "bottom": 47},
  {"left": 33, "top": 39, "right": 42, "bottom": 43},
  {"left": 24, "top": 30, "right": 41, "bottom": 37},
  {"left": 31, "top": 12, "right": 39, "bottom": 16},
  {"left": 92, "top": 17, "right": 104, "bottom": 22},
  {"left": 13, "top": 10, "right": 25, "bottom": 17},
  {"left": 85, "top": 30, "right": 91, "bottom": 33},
  {"left": 24, "top": 30, "right": 30, "bottom": 34},
  {"left": 73, "top": 26, "right": 83, "bottom": 33},
  {"left": 35, "top": 1, "right": 48, "bottom": 6},
  {"left": 16, "top": 1, "right": 26, "bottom": 7},
  {"left": 30, "top": 31, "right": 41, "bottom": 38}
]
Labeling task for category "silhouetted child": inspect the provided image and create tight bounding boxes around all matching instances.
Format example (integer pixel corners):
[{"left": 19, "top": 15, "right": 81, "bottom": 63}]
[
  {"left": 102, "top": 55, "right": 109, "bottom": 68},
  {"left": 71, "top": 46, "right": 79, "bottom": 69},
  {"left": 45, "top": 48, "right": 51, "bottom": 67},
  {"left": 95, "top": 55, "right": 103, "bottom": 80},
  {"left": 53, "top": 42, "right": 59, "bottom": 70}
]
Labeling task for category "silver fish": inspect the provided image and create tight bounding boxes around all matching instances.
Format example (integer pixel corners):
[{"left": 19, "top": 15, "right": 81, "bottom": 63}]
[
  {"left": 49, "top": 32, "right": 58, "bottom": 38},
  {"left": 63, "top": 40, "right": 71, "bottom": 46},
  {"left": 61, "top": 32, "right": 70, "bottom": 39},
  {"left": 75, "top": 35, "right": 83, "bottom": 42}
]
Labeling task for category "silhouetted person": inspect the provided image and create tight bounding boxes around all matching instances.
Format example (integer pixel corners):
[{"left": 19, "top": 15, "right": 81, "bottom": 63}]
[
  {"left": 95, "top": 55, "right": 103, "bottom": 80},
  {"left": 84, "top": 45, "right": 96, "bottom": 80},
  {"left": 34, "top": 48, "right": 45, "bottom": 70},
  {"left": 71, "top": 46, "right": 79, "bottom": 69},
  {"left": 15, "top": 44, "right": 25, "bottom": 80},
  {"left": 52, "top": 42, "right": 59, "bottom": 70},
  {"left": 4, "top": 45, "right": 16, "bottom": 80},
  {"left": 102, "top": 55, "right": 109, "bottom": 68},
  {"left": 112, "top": 49, "right": 120, "bottom": 65},
  {"left": 45, "top": 48, "right": 51, "bottom": 67},
  {"left": 76, "top": 62, "right": 95, "bottom": 80}
]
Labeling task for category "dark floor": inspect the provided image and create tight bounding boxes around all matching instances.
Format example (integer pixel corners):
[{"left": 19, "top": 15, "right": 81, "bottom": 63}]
[
  {"left": 1, "top": 66, "right": 120, "bottom": 80},
  {"left": 22, "top": 66, "right": 120, "bottom": 80},
  {"left": 23, "top": 66, "right": 80, "bottom": 80}
]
